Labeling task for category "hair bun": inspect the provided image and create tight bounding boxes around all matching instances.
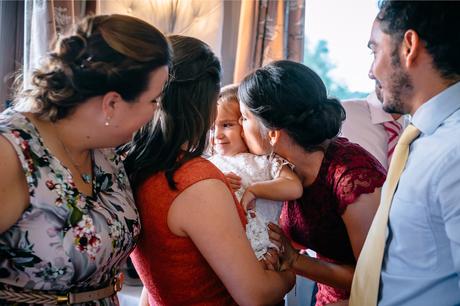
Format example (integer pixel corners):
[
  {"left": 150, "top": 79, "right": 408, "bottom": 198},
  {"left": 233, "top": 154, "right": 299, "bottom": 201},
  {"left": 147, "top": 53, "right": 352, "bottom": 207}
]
[{"left": 58, "top": 35, "right": 87, "bottom": 62}]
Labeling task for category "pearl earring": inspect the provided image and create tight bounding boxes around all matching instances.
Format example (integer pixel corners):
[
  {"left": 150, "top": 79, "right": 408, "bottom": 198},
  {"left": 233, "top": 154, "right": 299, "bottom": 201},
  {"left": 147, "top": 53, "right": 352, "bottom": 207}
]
[{"left": 105, "top": 117, "right": 111, "bottom": 126}]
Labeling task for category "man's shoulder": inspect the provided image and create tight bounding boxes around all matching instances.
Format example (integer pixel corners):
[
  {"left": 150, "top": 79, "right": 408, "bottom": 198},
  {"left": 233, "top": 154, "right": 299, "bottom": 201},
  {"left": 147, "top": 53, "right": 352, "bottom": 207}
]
[
  {"left": 341, "top": 98, "right": 370, "bottom": 114},
  {"left": 341, "top": 99, "right": 373, "bottom": 123}
]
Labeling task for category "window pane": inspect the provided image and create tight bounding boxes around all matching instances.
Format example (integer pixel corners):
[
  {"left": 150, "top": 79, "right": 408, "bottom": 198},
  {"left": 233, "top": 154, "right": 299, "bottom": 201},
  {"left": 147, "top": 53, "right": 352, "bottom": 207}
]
[{"left": 304, "top": 0, "right": 378, "bottom": 99}]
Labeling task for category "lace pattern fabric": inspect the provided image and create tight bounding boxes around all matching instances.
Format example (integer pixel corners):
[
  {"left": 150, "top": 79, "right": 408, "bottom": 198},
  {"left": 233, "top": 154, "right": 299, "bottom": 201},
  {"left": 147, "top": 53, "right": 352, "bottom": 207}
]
[
  {"left": 280, "top": 137, "right": 386, "bottom": 305},
  {"left": 209, "top": 153, "right": 292, "bottom": 259}
]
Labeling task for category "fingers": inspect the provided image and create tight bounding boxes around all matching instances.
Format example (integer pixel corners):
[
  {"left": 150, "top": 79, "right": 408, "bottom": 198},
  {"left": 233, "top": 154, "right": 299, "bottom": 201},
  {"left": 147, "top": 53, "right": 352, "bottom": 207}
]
[
  {"left": 241, "top": 190, "right": 256, "bottom": 211},
  {"left": 268, "top": 229, "right": 282, "bottom": 246},
  {"left": 225, "top": 172, "right": 242, "bottom": 190},
  {"left": 268, "top": 222, "right": 283, "bottom": 234},
  {"left": 263, "top": 248, "right": 281, "bottom": 271}
]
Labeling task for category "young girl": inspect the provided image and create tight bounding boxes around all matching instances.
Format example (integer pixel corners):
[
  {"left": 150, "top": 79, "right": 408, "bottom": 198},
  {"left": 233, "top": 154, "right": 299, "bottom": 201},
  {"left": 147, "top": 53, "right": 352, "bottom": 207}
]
[{"left": 209, "top": 84, "right": 303, "bottom": 259}]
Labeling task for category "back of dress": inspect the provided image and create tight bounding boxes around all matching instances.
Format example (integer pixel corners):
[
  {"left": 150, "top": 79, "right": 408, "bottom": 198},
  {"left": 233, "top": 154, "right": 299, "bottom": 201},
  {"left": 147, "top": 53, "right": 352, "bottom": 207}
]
[{"left": 131, "top": 157, "right": 244, "bottom": 306}]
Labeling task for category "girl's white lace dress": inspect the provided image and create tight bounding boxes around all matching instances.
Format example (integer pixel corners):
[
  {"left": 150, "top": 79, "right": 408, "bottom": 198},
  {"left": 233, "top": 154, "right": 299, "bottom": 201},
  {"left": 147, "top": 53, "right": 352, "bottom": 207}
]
[{"left": 209, "top": 153, "right": 290, "bottom": 259}]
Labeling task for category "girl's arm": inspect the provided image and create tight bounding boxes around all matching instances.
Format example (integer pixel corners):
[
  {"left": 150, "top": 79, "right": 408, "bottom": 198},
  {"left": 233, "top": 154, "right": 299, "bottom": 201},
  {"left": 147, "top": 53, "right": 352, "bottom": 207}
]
[
  {"left": 168, "top": 179, "right": 295, "bottom": 306},
  {"left": 241, "top": 165, "right": 303, "bottom": 209},
  {"left": 269, "top": 188, "right": 381, "bottom": 291},
  {"left": 0, "top": 136, "right": 29, "bottom": 234}
]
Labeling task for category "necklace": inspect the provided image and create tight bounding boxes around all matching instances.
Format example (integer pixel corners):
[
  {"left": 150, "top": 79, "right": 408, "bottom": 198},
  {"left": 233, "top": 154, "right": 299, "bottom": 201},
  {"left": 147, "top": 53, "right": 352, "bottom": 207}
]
[{"left": 54, "top": 124, "right": 93, "bottom": 184}]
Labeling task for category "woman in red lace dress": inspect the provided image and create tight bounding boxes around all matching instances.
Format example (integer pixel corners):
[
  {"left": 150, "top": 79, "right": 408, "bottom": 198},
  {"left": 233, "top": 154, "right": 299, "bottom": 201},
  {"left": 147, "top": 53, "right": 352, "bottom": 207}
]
[{"left": 238, "top": 60, "right": 386, "bottom": 306}]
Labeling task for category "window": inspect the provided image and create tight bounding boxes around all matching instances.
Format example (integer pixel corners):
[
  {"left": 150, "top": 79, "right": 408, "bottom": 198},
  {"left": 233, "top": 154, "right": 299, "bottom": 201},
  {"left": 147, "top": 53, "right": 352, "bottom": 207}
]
[{"left": 304, "top": 0, "right": 378, "bottom": 100}]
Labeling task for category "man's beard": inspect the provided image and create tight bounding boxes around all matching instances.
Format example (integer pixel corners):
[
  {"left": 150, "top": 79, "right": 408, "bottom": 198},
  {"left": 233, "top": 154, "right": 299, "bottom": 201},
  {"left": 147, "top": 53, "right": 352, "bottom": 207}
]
[{"left": 382, "top": 50, "right": 413, "bottom": 115}]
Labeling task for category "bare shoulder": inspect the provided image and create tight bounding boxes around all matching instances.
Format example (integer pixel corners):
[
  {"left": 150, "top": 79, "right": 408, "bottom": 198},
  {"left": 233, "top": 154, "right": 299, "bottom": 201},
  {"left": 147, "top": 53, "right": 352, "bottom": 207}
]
[
  {"left": 0, "top": 135, "right": 29, "bottom": 234},
  {"left": 168, "top": 178, "right": 238, "bottom": 235}
]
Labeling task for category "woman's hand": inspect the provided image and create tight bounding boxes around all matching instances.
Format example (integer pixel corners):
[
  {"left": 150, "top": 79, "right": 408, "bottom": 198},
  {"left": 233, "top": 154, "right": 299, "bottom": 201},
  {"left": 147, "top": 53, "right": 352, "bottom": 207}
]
[
  {"left": 262, "top": 248, "right": 281, "bottom": 271},
  {"left": 268, "top": 223, "right": 299, "bottom": 271},
  {"left": 224, "top": 172, "right": 242, "bottom": 192}
]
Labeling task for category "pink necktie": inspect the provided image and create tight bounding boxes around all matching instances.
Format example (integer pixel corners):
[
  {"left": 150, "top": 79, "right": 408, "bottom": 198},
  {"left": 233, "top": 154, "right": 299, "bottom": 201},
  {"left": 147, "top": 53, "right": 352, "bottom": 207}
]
[{"left": 383, "top": 121, "right": 403, "bottom": 166}]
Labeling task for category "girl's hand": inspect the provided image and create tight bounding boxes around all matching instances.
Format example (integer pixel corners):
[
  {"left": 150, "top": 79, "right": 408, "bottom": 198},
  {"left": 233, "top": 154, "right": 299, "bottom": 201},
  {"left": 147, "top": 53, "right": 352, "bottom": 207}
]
[
  {"left": 241, "top": 189, "right": 256, "bottom": 211},
  {"left": 268, "top": 223, "right": 299, "bottom": 271},
  {"left": 224, "top": 172, "right": 242, "bottom": 191}
]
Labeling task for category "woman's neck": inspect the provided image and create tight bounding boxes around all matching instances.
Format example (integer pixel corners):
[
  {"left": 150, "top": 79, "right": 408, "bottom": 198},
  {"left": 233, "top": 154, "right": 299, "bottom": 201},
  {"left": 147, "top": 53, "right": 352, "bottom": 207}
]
[
  {"left": 279, "top": 145, "right": 325, "bottom": 187},
  {"left": 28, "top": 113, "right": 92, "bottom": 156}
]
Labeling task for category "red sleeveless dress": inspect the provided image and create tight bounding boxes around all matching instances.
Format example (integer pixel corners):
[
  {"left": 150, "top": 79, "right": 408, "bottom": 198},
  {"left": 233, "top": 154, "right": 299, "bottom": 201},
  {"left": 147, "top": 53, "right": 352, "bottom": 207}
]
[{"left": 131, "top": 157, "right": 246, "bottom": 306}]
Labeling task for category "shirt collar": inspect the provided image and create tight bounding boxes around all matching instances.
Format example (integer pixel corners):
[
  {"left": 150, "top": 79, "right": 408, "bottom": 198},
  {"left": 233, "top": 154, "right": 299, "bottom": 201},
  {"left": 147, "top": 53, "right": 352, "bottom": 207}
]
[
  {"left": 368, "top": 92, "right": 398, "bottom": 125},
  {"left": 412, "top": 81, "right": 460, "bottom": 135}
]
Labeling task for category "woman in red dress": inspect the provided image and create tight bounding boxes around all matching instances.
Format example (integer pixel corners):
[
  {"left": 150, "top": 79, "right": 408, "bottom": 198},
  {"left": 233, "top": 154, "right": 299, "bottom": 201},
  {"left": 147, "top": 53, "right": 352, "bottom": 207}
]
[
  {"left": 124, "top": 36, "right": 295, "bottom": 306},
  {"left": 238, "top": 60, "right": 386, "bottom": 306}
]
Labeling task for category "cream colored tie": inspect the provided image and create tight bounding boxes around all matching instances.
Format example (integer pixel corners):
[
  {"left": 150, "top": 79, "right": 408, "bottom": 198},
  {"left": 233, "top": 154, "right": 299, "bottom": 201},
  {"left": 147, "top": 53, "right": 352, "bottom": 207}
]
[{"left": 349, "top": 124, "right": 420, "bottom": 306}]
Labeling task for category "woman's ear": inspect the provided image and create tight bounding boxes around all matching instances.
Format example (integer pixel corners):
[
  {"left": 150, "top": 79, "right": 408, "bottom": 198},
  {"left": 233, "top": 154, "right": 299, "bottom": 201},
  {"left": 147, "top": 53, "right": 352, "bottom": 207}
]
[
  {"left": 268, "top": 130, "right": 281, "bottom": 146},
  {"left": 101, "top": 92, "right": 122, "bottom": 126}
]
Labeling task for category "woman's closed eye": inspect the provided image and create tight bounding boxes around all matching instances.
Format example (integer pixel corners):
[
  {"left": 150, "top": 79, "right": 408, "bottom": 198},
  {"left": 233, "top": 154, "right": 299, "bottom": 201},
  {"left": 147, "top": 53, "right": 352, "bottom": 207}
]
[{"left": 151, "top": 96, "right": 161, "bottom": 104}]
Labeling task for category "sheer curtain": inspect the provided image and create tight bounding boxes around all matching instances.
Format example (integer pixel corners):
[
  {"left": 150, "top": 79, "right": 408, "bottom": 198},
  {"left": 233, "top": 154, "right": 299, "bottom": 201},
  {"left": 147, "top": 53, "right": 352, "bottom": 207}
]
[
  {"left": 24, "top": 0, "right": 94, "bottom": 87},
  {"left": 233, "top": 0, "right": 305, "bottom": 83}
]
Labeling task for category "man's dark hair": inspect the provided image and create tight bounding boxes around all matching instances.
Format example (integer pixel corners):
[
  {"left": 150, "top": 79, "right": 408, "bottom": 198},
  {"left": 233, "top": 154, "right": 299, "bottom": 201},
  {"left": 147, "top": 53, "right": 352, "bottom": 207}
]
[{"left": 378, "top": 1, "right": 460, "bottom": 80}]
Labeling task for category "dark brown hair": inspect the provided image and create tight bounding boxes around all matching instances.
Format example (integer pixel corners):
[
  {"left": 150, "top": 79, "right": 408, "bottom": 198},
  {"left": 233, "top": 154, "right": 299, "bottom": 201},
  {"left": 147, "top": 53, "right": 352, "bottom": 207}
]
[
  {"left": 15, "top": 14, "right": 171, "bottom": 121},
  {"left": 377, "top": 1, "right": 460, "bottom": 81},
  {"left": 124, "top": 35, "right": 221, "bottom": 189},
  {"left": 239, "top": 60, "right": 345, "bottom": 152}
]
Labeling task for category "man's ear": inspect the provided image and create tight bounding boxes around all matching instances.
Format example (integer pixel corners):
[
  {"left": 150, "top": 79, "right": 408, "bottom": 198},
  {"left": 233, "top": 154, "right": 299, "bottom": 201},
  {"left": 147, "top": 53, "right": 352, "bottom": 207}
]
[
  {"left": 101, "top": 92, "right": 122, "bottom": 123},
  {"left": 268, "top": 129, "right": 281, "bottom": 146},
  {"left": 402, "top": 29, "right": 421, "bottom": 69}
]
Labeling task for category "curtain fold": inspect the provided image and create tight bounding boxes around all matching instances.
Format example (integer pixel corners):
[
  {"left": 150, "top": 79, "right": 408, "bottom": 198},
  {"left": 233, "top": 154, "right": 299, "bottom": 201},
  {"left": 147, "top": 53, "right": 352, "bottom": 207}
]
[
  {"left": 24, "top": 0, "right": 94, "bottom": 87},
  {"left": 233, "top": 0, "right": 305, "bottom": 83},
  {"left": 0, "top": 0, "right": 24, "bottom": 109}
]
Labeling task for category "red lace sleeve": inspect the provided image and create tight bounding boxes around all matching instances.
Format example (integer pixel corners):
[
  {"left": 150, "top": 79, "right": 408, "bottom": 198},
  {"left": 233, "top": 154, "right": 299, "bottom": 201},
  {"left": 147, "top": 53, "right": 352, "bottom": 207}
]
[{"left": 335, "top": 167, "right": 386, "bottom": 214}]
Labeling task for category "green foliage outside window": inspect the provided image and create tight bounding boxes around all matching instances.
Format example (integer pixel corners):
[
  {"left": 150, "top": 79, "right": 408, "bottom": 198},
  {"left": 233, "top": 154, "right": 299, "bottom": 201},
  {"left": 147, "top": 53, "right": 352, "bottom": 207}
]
[{"left": 304, "top": 40, "right": 368, "bottom": 100}]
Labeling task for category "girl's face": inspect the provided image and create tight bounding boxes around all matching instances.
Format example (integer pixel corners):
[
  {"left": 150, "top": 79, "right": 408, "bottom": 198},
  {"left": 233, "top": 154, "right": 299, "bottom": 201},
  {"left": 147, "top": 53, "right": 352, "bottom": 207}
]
[
  {"left": 212, "top": 102, "right": 248, "bottom": 156},
  {"left": 239, "top": 102, "right": 271, "bottom": 155}
]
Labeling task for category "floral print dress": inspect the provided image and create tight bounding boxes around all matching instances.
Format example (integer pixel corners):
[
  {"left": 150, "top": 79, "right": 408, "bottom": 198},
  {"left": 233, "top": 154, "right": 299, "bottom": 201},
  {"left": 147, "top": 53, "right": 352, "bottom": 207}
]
[{"left": 0, "top": 109, "right": 141, "bottom": 305}]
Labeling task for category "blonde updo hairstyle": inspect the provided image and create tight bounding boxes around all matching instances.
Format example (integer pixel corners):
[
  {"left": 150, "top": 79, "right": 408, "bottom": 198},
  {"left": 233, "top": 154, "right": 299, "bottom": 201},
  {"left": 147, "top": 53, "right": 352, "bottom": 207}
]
[{"left": 16, "top": 14, "right": 171, "bottom": 121}]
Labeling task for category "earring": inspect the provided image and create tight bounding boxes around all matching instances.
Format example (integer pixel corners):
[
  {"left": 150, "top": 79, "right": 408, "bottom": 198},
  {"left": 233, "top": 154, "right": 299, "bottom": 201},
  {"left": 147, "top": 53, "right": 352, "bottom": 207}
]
[{"left": 105, "top": 117, "right": 111, "bottom": 126}]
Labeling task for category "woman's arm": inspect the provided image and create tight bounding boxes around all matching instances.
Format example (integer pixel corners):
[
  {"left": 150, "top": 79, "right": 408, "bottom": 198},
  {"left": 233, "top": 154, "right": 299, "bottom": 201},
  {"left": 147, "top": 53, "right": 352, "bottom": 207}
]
[
  {"left": 269, "top": 188, "right": 381, "bottom": 291},
  {"left": 0, "top": 136, "right": 29, "bottom": 234},
  {"left": 138, "top": 287, "right": 149, "bottom": 306},
  {"left": 341, "top": 187, "right": 381, "bottom": 259},
  {"left": 168, "top": 179, "right": 295, "bottom": 306},
  {"left": 241, "top": 165, "right": 303, "bottom": 209}
]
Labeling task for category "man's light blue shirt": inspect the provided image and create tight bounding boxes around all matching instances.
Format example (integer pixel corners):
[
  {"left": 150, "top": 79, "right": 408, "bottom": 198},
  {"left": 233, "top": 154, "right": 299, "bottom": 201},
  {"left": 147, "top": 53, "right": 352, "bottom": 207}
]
[{"left": 378, "top": 82, "right": 460, "bottom": 306}]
